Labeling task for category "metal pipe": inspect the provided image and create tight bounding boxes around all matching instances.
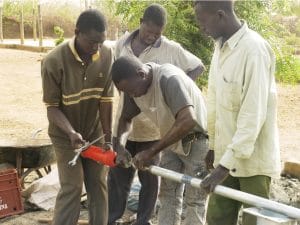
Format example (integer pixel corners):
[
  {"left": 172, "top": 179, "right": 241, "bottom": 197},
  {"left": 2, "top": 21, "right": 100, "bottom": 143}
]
[{"left": 147, "top": 165, "right": 300, "bottom": 220}]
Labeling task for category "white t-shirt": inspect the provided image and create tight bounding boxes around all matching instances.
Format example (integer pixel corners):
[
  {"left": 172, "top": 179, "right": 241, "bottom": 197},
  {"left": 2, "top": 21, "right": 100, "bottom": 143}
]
[{"left": 113, "top": 30, "right": 203, "bottom": 141}]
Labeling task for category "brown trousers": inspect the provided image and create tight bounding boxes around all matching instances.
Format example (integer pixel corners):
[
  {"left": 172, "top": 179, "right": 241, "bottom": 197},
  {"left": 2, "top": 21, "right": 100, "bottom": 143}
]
[{"left": 52, "top": 144, "right": 108, "bottom": 225}]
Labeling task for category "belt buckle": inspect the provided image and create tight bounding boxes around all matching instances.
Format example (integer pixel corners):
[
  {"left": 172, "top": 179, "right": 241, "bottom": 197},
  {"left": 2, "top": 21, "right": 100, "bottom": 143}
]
[{"left": 191, "top": 133, "right": 197, "bottom": 142}]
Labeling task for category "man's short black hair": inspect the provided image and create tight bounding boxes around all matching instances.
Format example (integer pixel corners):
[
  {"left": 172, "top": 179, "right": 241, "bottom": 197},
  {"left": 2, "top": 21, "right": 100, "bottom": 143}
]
[
  {"left": 194, "top": 0, "right": 234, "bottom": 14},
  {"left": 111, "top": 56, "right": 143, "bottom": 84},
  {"left": 76, "top": 9, "right": 106, "bottom": 33},
  {"left": 142, "top": 3, "right": 167, "bottom": 27}
]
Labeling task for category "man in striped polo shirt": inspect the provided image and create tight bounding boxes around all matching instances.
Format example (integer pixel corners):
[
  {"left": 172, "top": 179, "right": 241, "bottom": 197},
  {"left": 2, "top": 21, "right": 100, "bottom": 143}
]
[{"left": 41, "top": 9, "right": 114, "bottom": 225}]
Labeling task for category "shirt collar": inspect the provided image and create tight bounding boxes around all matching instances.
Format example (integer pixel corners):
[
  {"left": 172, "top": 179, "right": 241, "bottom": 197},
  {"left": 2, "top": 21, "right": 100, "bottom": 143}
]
[
  {"left": 219, "top": 21, "right": 248, "bottom": 50},
  {"left": 68, "top": 37, "right": 82, "bottom": 62},
  {"left": 124, "top": 29, "right": 162, "bottom": 48},
  {"left": 68, "top": 36, "right": 100, "bottom": 62}
]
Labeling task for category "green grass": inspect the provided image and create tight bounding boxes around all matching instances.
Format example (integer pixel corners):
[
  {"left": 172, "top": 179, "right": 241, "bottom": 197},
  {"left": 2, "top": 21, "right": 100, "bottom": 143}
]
[{"left": 276, "top": 54, "right": 300, "bottom": 84}]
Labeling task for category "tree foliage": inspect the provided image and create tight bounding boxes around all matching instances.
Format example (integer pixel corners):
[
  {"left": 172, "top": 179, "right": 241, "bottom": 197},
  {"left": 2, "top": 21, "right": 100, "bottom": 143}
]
[
  {"left": 54, "top": 26, "right": 64, "bottom": 46},
  {"left": 108, "top": 0, "right": 300, "bottom": 85},
  {"left": 3, "top": 0, "right": 34, "bottom": 25},
  {"left": 2, "top": 0, "right": 299, "bottom": 84},
  {"left": 2, "top": 0, "right": 79, "bottom": 37}
]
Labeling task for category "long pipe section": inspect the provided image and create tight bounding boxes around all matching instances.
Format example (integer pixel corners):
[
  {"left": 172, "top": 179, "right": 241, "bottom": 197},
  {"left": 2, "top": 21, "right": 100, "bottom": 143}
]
[{"left": 147, "top": 165, "right": 300, "bottom": 220}]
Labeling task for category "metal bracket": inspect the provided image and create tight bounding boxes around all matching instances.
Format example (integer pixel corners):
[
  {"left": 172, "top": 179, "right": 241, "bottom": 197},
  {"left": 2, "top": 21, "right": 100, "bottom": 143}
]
[{"left": 243, "top": 207, "right": 298, "bottom": 225}]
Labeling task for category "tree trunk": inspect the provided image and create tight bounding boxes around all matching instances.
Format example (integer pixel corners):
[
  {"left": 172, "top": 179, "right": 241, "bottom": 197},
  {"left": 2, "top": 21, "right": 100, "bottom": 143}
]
[
  {"left": 0, "top": 5, "right": 3, "bottom": 42},
  {"left": 32, "top": 0, "right": 37, "bottom": 41},
  {"left": 20, "top": 1, "right": 25, "bottom": 45},
  {"left": 37, "top": 3, "right": 43, "bottom": 47}
]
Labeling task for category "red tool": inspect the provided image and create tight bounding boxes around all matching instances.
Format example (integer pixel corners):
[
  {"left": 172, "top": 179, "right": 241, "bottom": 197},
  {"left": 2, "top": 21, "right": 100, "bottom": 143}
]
[
  {"left": 81, "top": 145, "right": 117, "bottom": 167},
  {"left": 69, "top": 134, "right": 106, "bottom": 166}
]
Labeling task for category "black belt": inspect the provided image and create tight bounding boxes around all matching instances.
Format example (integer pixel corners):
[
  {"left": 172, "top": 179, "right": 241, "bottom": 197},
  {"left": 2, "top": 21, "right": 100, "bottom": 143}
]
[{"left": 182, "top": 132, "right": 208, "bottom": 144}]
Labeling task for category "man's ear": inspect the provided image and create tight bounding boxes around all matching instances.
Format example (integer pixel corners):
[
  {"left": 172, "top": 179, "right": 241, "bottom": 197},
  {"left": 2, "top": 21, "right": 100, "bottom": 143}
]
[
  {"left": 136, "top": 68, "right": 146, "bottom": 79},
  {"left": 75, "top": 28, "right": 80, "bottom": 36},
  {"left": 216, "top": 10, "right": 226, "bottom": 20}
]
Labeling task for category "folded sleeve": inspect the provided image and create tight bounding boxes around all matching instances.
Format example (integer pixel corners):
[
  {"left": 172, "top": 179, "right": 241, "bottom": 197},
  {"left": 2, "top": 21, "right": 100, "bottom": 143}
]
[
  {"left": 100, "top": 44, "right": 115, "bottom": 103},
  {"left": 160, "top": 75, "right": 193, "bottom": 117},
  {"left": 41, "top": 58, "right": 62, "bottom": 107},
  {"left": 172, "top": 42, "right": 203, "bottom": 73}
]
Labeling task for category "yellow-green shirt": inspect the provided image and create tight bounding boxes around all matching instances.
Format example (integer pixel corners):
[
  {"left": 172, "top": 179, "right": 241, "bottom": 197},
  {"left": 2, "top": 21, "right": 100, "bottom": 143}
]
[{"left": 208, "top": 22, "right": 281, "bottom": 178}]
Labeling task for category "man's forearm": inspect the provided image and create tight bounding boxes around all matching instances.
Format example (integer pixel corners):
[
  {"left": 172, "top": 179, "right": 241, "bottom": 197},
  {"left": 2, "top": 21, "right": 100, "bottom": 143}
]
[
  {"left": 187, "top": 64, "right": 205, "bottom": 81},
  {"left": 149, "top": 106, "right": 197, "bottom": 156},
  {"left": 100, "top": 102, "right": 113, "bottom": 143},
  {"left": 47, "top": 106, "right": 75, "bottom": 137},
  {"left": 113, "top": 116, "right": 133, "bottom": 151}
]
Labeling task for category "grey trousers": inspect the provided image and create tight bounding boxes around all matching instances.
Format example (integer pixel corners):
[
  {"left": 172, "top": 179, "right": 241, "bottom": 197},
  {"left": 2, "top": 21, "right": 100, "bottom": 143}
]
[
  {"left": 52, "top": 144, "right": 108, "bottom": 225},
  {"left": 108, "top": 140, "right": 160, "bottom": 225},
  {"left": 158, "top": 137, "right": 209, "bottom": 225}
]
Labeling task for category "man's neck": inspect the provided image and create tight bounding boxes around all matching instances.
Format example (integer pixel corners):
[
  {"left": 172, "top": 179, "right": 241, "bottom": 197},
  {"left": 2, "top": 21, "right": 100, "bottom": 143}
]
[
  {"left": 75, "top": 38, "right": 91, "bottom": 64},
  {"left": 221, "top": 17, "right": 242, "bottom": 44},
  {"left": 131, "top": 31, "right": 149, "bottom": 57}
]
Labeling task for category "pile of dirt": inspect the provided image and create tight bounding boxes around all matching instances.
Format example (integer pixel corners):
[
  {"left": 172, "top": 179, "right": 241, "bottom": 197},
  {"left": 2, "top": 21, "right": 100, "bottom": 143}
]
[{"left": 271, "top": 176, "right": 300, "bottom": 208}]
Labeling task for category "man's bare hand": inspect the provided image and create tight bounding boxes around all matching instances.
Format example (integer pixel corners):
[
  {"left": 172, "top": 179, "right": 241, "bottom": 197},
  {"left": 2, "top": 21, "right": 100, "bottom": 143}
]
[
  {"left": 115, "top": 148, "right": 132, "bottom": 168},
  {"left": 201, "top": 165, "right": 229, "bottom": 193},
  {"left": 103, "top": 142, "right": 113, "bottom": 151},
  {"left": 133, "top": 150, "right": 155, "bottom": 170},
  {"left": 69, "top": 131, "right": 85, "bottom": 149}
]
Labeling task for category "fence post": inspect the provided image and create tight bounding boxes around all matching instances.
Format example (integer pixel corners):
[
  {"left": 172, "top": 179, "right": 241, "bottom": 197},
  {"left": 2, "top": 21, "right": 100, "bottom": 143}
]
[
  {"left": 20, "top": 0, "right": 24, "bottom": 45},
  {"left": 0, "top": 0, "right": 3, "bottom": 43},
  {"left": 37, "top": 0, "right": 42, "bottom": 47},
  {"left": 32, "top": 0, "right": 37, "bottom": 41}
]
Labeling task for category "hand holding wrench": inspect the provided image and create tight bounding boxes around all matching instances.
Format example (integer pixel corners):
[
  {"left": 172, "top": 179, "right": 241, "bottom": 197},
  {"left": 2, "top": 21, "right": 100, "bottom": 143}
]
[{"left": 68, "top": 134, "right": 106, "bottom": 166}]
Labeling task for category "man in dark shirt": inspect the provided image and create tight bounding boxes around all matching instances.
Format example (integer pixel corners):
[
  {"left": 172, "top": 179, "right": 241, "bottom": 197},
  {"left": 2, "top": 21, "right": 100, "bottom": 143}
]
[{"left": 41, "top": 9, "right": 114, "bottom": 225}]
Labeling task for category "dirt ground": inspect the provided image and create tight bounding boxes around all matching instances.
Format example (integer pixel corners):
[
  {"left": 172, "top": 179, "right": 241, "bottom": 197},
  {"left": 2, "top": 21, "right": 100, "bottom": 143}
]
[{"left": 0, "top": 48, "right": 299, "bottom": 224}]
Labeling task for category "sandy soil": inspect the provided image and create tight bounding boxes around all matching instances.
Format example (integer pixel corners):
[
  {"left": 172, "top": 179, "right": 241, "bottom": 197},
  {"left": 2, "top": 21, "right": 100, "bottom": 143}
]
[{"left": 0, "top": 48, "right": 299, "bottom": 224}]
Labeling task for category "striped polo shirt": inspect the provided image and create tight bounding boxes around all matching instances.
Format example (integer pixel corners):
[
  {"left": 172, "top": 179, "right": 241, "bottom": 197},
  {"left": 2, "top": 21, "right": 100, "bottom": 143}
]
[{"left": 41, "top": 38, "right": 114, "bottom": 146}]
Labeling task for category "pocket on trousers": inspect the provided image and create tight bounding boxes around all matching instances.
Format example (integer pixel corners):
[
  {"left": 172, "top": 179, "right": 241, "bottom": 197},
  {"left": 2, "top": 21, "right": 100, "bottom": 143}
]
[{"left": 182, "top": 140, "right": 192, "bottom": 156}]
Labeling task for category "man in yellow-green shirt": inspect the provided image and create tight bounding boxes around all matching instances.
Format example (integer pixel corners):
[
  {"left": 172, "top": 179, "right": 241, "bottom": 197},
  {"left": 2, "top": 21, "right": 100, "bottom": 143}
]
[{"left": 195, "top": 1, "right": 281, "bottom": 225}]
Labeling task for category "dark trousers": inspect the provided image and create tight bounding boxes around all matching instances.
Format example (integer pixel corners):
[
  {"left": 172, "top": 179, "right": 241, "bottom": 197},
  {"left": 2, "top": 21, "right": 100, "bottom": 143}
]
[{"left": 108, "top": 140, "right": 160, "bottom": 225}]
